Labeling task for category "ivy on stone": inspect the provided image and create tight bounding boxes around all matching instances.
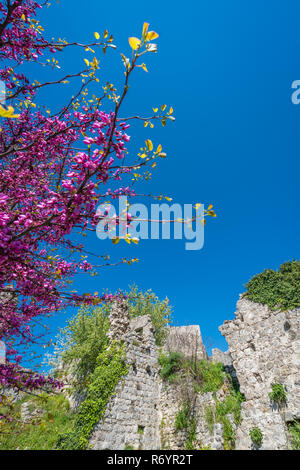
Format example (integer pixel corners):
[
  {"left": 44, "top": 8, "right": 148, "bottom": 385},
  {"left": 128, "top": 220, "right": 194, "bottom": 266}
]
[
  {"left": 250, "top": 427, "right": 263, "bottom": 447},
  {"left": 56, "top": 342, "right": 129, "bottom": 450},
  {"left": 245, "top": 261, "right": 300, "bottom": 311},
  {"left": 269, "top": 383, "right": 287, "bottom": 405}
]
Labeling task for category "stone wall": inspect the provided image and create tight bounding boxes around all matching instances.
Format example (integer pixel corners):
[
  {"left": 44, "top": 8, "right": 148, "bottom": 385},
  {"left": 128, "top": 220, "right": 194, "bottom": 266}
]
[
  {"left": 89, "top": 311, "right": 161, "bottom": 450},
  {"left": 89, "top": 307, "right": 229, "bottom": 450},
  {"left": 3, "top": 292, "right": 299, "bottom": 450},
  {"left": 85, "top": 297, "right": 300, "bottom": 450},
  {"left": 159, "top": 381, "right": 228, "bottom": 450},
  {"left": 219, "top": 296, "right": 300, "bottom": 450},
  {"left": 163, "top": 325, "right": 207, "bottom": 360}
]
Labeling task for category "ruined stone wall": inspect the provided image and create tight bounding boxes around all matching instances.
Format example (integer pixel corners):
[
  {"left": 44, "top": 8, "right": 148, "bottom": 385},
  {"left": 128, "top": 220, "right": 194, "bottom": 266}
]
[
  {"left": 3, "top": 292, "right": 299, "bottom": 450},
  {"left": 163, "top": 325, "right": 207, "bottom": 360},
  {"left": 89, "top": 312, "right": 161, "bottom": 450},
  {"left": 160, "top": 381, "right": 227, "bottom": 450},
  {"left": 89, "top": 308, "right": 228, "bottom": 450},
  {"left": 87, "top": 297, "right": 300, "bottom": 450},
  {"left": 219, "top": 296, "right": 300, "bottom": 450}
]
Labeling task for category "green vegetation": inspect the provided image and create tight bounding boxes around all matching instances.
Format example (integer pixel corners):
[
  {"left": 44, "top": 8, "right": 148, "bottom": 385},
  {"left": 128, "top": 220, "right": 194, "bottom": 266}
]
[
  {"left": 56, "top": 342, "right": 128, "bottom": 449},
  {"left": 250, "top": 427, "right": 263, "bottom": 447},
  {"left": 288, "top": 421, "right": 300, "bottom": 450},
  {"left": 1, "top": 286, "right": 173, "bottom": 450},
  {"left": 245, "top": 260, "right": 300, "bottom": 311},
  {"left": 47, "top": 285, "right": 172, "bottom": 386},
  {"left": 175, "top": 404, "right": 190, "bottom": 431},
  {"left": 159, "top": 351, "right": 183, "bottom": 382},
  {"left": 185, "top": 417, "right": 197, "bottom": 450},
  {"left": 205, "top": 406, "right": 214, "bottom": 435},
  {"left": 125, "top": 285, "right": 173, "bottom": 346},
  {"left": 124, "top": 443, "right": 134, "bottom": 450},
  {"left": 159, "top": 352, "right": 225, "bottom": 394},
  {"left": 269, "top": 383, "right": 287, "bottom": 405},
  {"left": 0, "top": 393, "right": 75, "bottom": 450},
  {"left": 45, "top": 303, "right": 128, "bottom": 449},
  {"left": 174, "top": 403, "right": 197, "bottom": 450},
  {"left": 204, "top": 391, "right": 245, "bottom": 450},
  {"left": 160, "top": 352, "right": 244, "bottom": 450},
  {"left": 194, "top": 360, "right": 225, "bottom": 394},
  {"left": 55, "top": 303, "right": 110, "bottom": 389},
  {"left": 215, "top": 391, "right": 244, "bottom": 425}
]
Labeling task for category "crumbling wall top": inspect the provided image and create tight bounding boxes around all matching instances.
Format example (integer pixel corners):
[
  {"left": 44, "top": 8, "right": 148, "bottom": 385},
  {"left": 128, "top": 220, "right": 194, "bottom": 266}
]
[{"left": 163, "top": 325, "right": 207, "bottom": 360}]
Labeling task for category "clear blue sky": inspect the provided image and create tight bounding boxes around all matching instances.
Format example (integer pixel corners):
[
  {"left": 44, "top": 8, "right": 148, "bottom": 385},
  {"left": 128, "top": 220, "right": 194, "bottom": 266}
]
[{"left": 28, "top": 0, "right": 300, "bottom": 360}]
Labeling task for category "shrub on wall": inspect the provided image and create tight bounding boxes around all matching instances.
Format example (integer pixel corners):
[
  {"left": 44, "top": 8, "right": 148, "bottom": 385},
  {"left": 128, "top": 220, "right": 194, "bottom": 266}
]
[
  {"left": 159, "top": 351, "right": 183, "bottom": 381},
  {"left": 125, "top": 285, "right": 173, "bottom": 346},
  {"left": 269, "top": 383, "right": 287, "bottom": 404},
  {"left": 56, "top": 342, "right": 129, "bottom": 450},
  {"left": 0, "top": 394, "right": 75, "bottom": 450},
  {"left": 288, "top": 421, "right": 300, "bottom": 450},
  {"left": 245, "top": 260, "right": 300, "bottom": 311},
  {"left": 175, "top": 404, "right": 190, "bottom": 431},
  {"left": 46, "top": 285, "right": 172, "bottom": 389},
  {"left": 250, "top": 427, "right": 263, "bottom": 447}
]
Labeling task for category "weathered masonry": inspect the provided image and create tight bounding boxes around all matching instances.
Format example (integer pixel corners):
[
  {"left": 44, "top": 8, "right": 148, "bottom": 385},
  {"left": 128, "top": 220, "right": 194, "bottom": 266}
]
[
  {"left": 219, "top": 297, "right": 300, "bottom": 450},
  {"left": 88, "top": 297, "right": 300, "bottom": 450}
]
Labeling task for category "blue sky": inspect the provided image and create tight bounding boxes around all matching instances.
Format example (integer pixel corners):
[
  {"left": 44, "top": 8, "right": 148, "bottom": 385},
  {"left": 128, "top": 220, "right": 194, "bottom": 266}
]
[{"left": 26, "top": 0, "right": 300, "bottom": 359}]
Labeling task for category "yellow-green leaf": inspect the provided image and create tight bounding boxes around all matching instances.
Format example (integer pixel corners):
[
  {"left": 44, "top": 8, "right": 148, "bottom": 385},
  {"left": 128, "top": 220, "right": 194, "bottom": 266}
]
[
  {"left": 0, "top": 105, "right": 20, "bottom": 119},
  {"left": 84, "top": 58, "right": 89, "bottom": 67},
  {"left": 112, "top": 237, "right": 120, "bottom": 245},
  {"left": 94, "top": 32, "right": 100, "bottom": 40},
  {"left": 128, "top": 37, "right": 141, "bottom": 50},
  {"left": 141, "top": 63, "right": 148, "bottom": 72},
  {"left": 142, "top": 22, "right": 149, "bottom": 38},
  {"left": 208, "top": 210, "right": 216, "bottom": 217},
  {"left": 145, "top": 139, "right": 153, "bottom": 151},
  {"left": 146, "top": 31, "right": 159, "bottom": 41}
]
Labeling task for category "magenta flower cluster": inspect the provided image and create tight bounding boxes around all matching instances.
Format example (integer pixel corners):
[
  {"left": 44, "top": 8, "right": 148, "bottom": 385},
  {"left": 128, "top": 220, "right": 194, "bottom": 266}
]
[{"left": 0, "top": 1, "right": 135, "bottom": 393}]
